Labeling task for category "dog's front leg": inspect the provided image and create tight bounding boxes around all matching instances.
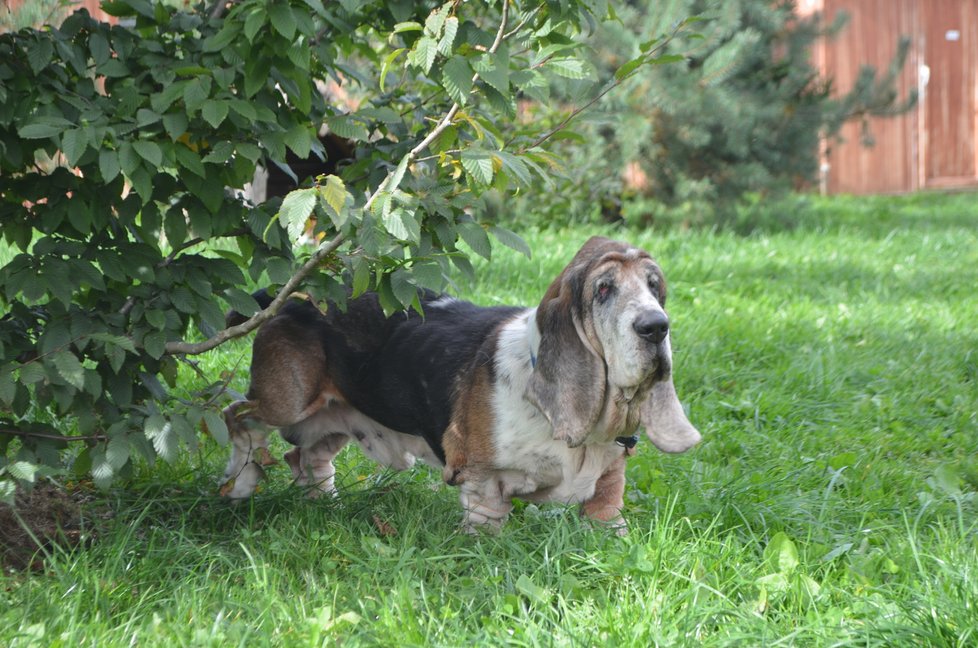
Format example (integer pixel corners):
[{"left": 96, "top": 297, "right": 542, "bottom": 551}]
[
  {"left": 580, "top": 454, "right": 628, "bottom": 535},
  {"left": 459, "top": 477, "right": 514, "bottom": 534},
  {"left": 219, "top": 402, "right": 273, "bottom": 498}
]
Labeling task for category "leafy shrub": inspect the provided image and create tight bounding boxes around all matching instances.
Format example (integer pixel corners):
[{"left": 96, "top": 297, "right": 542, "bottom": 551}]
[{"left": 0, "top": 0, "right": 684, "bottom": 497}]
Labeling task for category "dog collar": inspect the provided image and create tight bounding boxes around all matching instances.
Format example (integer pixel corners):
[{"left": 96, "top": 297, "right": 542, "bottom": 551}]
[
  {"left": 529, "top": 350, "right": 537, "bottom": 369},
  {"left": 615, "top": 434, "right": 639, "bottom": 449}
]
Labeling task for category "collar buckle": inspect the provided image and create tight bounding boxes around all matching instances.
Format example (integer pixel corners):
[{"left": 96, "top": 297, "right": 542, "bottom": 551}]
[{"left": 615, "top": 434, "right": 639, "bottom": 450}]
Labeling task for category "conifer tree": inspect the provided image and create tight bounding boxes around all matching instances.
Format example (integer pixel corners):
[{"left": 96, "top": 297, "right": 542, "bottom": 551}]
[{"left": 525, "top": 0, "right": 915, "bottom": 223}]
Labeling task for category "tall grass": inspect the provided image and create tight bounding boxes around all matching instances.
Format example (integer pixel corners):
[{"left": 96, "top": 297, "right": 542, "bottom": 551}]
[{"left": 2, "top": 192, "right": 977, "bottom": 646}]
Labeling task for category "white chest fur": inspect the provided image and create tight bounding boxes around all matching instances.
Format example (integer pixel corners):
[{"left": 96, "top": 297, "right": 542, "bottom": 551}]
[{"left": 490, "top": 311, "right": 625, "bottom": 504}]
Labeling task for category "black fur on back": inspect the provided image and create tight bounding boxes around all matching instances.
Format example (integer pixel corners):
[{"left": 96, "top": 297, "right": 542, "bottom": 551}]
[{"left": 236, "top": 289, "right": 524, "bottom": 462}]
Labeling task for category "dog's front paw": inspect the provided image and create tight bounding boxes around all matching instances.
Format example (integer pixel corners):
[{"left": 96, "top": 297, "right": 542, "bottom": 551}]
[{"left": 219, "top": 462, "right": 266, "bottom": 499}]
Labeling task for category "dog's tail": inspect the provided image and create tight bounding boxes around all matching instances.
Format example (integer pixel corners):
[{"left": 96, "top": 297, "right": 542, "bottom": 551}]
[{"left": 224, "top": 288, "right": 275, "bottom": 328}]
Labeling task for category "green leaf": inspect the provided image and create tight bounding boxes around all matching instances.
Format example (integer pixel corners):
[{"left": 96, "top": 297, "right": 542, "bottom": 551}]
[
  {"left": 203, "top": 22, "right": 241, "bottom": 52},
  {"left": 326, "top": 114, "right": 370, "bottom": 141},
  {"left": 457, "top": 221, "right": 491, "bottom": 260},
  {"left": 222, "top": 287, "right": 259, "bottom": 318},
  {"left": 132, "top": 140, "right": 163, "bottom": 167},
  {"left": 389, "top": 268, "right": 417, "bottom": 308},
  {"left": 438, "top": 16, "right": 458, "bottom": 55},
  {"left": 183, "top": 76, "right": 212, "bottom": 114},
  {"left": 494, "top": 151, "right": 532, "bottom": 187},
  {"left": 408, "top": 36, "right": 438, "bottom": 75},
  {"left": 106, "top": 434, "right": 130, "bottom": 470},
  {"left": 476, "top": 50, "right": 509, "bottom": 94},
  {"left": 18, "top": 117, "right": 73, "bottom": 139},
  {"left": 283, "top": 123, "right": 312, "bottom": 158},
  {"left": 424, "top": 3, "right": 449, "bottom": 37},
  {"left": 175, "top": 144, "right": 206, "bottom": 178},
  {"left": 276, "top": 188, "right": 318, "bottom": 242},
  {"left": 136, "top": 108, "right": 161, "bottom": 126},
  {"left": 118, "top": 142, "right": 140, "bottom": 176},
  {"left": 229, "top": 99, "right": 258, "bottom": 121},
  {"left": 145, "top": 414, "right": 177, "bottom": 463},
  {"left": 442, "top": 56, "right": 472, "bottom": 105},
  {"left": 516, "top": 574, "right": 552, "bottom": 606},
  {"left": 386, "top": 155, "right": 410, "bottom": 194},
  {"left": 409, "top": 261, "right": 443, "bottom": 291},
  {"left": 391, "top": 21, "right": 422, "bottom": 35},
  {"left": 0, "top": 369, "right": 15, "bottom": 406},
  {"left": 162, "top": 111, "right": 189, "bottom": 140},
  {"left": 649, "top": 53, "right": 686, "bottom": 65},
  {"left": 380, "top": 48, "right": 405, "bottom": 92},
  {"left": 547, "top": 57, "right": 590, "bottom": 80},
  {"left": 351, "top": 256, "right": 370, "bottom": 296},
  {"left": 268, "top": 3, "right": 297, "bottom": 40},
  {"left": 99, "top": 149, "right": 120, "bottom": 182},
  {"left": 19, "top": 362, "right": 46, "bottom": 385},
  {"left": 201, "top": 99, "right": 229, "bottom": 128},
  {"left": 5, "top": 461, "right": 38, "bottom": 483},
  {"left": 243, "top": 7, "right": 267, "bottom": 42},
  {"left": 614, "top": 55, "right": 646, "bottom": 81},
  {"left": 319, "top": 175, "right": 348, "bottom": 226},
  {"left": 61, "top": 128, "right": 89, "bottom": 166},
  {"left": 89, "top": 332, "right": 137, "bottom": 354},
  {"left": 460, "top": 150, "right": 494, "bottom": 185},
  {"left": 143, "top": 331, "right": 166, "bottom": 359},
  {"left": 26, "top": 37, "right": 54, "bottom": 74},
  {"left": 202, "top": 409, "right": 229, "bottom": 446},
  {"left": 764, "top": 532, "right": 799, "bottom": 574},
  {"left": 382, "top": 208, "right": 420, "bottom": 243},
  {"left": 489, "top": 225, "right": 531, "bottom": 257},
  {"left": 51, "top": 350, "right": 85, "bottom": 390}
]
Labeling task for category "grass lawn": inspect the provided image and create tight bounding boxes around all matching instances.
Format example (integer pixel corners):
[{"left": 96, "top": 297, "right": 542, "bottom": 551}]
[{"left": 2, "top": 192, "right": 977, "bottom": 646}]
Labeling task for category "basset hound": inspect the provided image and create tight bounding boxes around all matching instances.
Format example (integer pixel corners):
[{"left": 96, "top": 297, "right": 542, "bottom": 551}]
[{"left": 220, "top": 237, "right": 700, "bottom": 532}]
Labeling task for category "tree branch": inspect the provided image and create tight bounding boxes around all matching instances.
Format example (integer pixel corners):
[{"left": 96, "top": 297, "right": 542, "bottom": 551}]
[
  {"left": 164, "top": 231, "right": 347, "bottom": 355},
  {"left": 0, "top": 424, "right": 107, "bottom": 444}
]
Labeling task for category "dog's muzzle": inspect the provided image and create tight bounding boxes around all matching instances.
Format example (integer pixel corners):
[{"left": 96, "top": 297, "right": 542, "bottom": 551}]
[{"left": 632, "top": 311, "right": 669, "bottom": 345}]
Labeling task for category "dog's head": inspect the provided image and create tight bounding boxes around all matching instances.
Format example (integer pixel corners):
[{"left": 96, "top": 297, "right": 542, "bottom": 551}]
[{"left": 525, "top": 236, "right": 700, "bottom": 452}]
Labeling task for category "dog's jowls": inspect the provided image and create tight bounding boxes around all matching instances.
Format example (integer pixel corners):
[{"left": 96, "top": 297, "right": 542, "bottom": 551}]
[{"left": 221, "top": 237, "right": 700, "bottom": 532}]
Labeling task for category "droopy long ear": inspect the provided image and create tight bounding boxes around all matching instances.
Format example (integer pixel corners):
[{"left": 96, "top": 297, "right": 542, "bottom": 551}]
[
  {"left": 640, "top": 350, "right": 700, "bottom": 453},
  {"left": 525, "top": 247, "right": 607, "bottom": 447}
]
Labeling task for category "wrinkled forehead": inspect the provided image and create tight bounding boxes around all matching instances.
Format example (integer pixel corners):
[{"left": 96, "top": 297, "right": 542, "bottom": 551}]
[{"left": 587, "top": 247, "right": 660, "bottom": 279}]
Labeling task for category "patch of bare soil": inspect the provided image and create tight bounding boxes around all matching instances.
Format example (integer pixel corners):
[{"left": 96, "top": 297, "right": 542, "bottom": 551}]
[{"left": 0, "top": 482, "right": 89, "bottom": 572}]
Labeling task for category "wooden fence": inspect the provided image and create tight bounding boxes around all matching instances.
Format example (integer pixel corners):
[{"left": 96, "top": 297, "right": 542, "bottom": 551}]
[{"left": 801, "top": 0, "right": 978, "bottom": 194}]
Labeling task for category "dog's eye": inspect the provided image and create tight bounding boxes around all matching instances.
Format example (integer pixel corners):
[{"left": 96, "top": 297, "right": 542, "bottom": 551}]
[
  {"left": 647, "top": 279, "right": 659, "bottom": 295},
  {"left": 596, "top": 281, "right": 614, "bottom": 301}
]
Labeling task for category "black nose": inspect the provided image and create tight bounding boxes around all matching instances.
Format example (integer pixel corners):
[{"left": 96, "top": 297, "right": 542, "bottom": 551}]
[{"left": 632, "top": 311, "right": 669, "bottom": 344}]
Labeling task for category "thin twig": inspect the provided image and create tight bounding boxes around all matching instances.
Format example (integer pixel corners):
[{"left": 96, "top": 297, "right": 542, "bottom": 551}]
[
  {"left": 520, "top": 24, "right": 686, "bottom": 152},
  {"left": 503, "top": 3, "right": 543, "bottom": 41},
  {"left": 208, "top": 1, "right": 232, "bottom": 21},
  {"left": 0, "top": 425, "right": 107, "bottom": 444}
]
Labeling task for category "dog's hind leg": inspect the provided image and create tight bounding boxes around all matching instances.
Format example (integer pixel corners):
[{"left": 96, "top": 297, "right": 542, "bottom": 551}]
[{"left": 291, "top": 433, "right": 350, "bottom": 497}]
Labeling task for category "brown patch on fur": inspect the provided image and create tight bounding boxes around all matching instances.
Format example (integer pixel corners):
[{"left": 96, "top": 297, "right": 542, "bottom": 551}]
[
  {"left": 580, "top": 454, "right": 627, "bottom": 523},
  {"left": 442, "top": 333, "right": 501, "bottom": 485},
  {"left": 245, "top": 309, "right": 340, "bottom": 427}
]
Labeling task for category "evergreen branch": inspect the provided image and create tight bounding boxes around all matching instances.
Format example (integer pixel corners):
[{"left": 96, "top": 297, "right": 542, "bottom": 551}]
[{"left": 520, "top": 22, "right": 687, "bottom": 152}]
